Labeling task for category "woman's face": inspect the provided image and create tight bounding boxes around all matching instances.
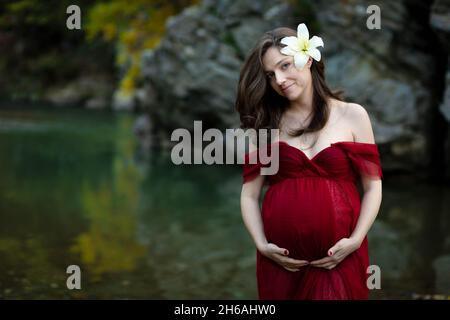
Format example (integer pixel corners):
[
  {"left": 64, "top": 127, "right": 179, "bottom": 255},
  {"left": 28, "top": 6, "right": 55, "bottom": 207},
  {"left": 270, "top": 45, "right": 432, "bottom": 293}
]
[{"left": 262, "top": 46, "right": 312, "bottom": 100}]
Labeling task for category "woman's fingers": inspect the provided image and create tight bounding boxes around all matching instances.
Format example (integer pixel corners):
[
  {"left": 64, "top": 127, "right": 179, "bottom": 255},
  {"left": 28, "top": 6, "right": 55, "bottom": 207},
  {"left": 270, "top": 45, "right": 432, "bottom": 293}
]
[
  {"left": 283, "top": 266, "right": 299, "bottom": 272},
  {"left": 310, "top": 256, "right": 340, "bottom": 269},
  {"left": 276, "top": 255, "right": 308, "bottom": 266},
  {"left": 310, "top": 257, "right": 333, "bottom": 267},
  {"left": 310, "top": 257, "right": 330, "bottom": 265},
  {"left": 267, "top": 243, "right": 289, "bottom": 256},
  {"left": 282, "top": 260, "right": 310, "bottom": 272},
  {"left": 268, "top": 254, "right": 302, "bottom": 269},
  {"left": 267, "top": 244, "right": 310, "bottom": 269},
  {"left": 284, "top": 256, "right": 308, "bottom": 264},
  {"left": 276, "top": 256, "right": 309, "bottom": 269},
  {"left": 297, "top": 260, "right": 310, "bottom": 266},
  {"left": 285, "top": 261, "right": 308, "bottom": 268}
]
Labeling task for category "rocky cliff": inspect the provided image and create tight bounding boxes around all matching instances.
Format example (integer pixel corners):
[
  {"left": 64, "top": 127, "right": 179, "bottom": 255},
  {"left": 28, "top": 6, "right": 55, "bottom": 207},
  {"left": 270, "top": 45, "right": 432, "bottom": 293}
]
[{"left": 139, "top": 0, "right": 449, "bottom": 179}]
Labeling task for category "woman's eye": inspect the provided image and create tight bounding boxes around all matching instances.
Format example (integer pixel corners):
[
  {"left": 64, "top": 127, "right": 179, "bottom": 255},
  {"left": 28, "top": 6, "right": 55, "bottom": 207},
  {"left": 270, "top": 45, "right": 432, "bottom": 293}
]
[
  {"left": 282, "top": 63, "right": 290, "bottom": 69},
  {"left": 267, "top": 73, "right": 274, "bottom": 79}
]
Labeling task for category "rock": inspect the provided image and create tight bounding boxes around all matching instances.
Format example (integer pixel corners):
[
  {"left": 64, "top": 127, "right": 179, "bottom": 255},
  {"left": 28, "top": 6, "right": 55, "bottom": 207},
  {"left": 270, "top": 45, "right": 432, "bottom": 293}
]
[
  {"left": 431, "top": 0, "right": 450, "bottom": 179},
  {"left": 141, "top": 0, "right": 294, "bottom": 142},
  {"left": 45, "top": 75, "right": 113, "bottom": 109},
  {"left": 368, "top": 221, "right": 410, "bottom": 280},
  {"left": 140, "top": 0, "right": 449, "bottom": 175},
  {"left": 112, "top": 91, "right": 135, "bottom": 111},
  {"left": 311, "top": 0, "right": 446, "bottom": 172},
  {"left": 85, "top": 96, "right": 109, "bottom": 110},
  {"left": 440, "top": 70, "right": 450, "bottom": 122},
  {"left": 133, "top": 114, "right": 153, "bottom": 151},
  {"left": 431, "top": 0, "right": 450, "bottom": 40},
  {"left": 46, "top": 84, "right": 82, "bottom": 107},
  {"left": 432, "top": 255, "right": 450, "bottom": 294}
]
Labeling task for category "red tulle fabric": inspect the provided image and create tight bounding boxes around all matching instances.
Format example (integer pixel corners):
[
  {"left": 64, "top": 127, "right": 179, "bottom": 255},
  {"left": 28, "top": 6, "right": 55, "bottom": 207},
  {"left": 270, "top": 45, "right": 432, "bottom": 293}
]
[{"left": 242, "top": 141, "right": 383, "bottom": 300}]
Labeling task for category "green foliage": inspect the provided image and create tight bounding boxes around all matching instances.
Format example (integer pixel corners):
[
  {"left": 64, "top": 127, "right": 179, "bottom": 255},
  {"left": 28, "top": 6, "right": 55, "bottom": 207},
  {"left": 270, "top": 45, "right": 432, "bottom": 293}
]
[
  {"left": 0, "top": 0, "right": 114, "bottom": 101},
  {"left": 86, "top": 0, "right": 199, "bottom": 95},
  {"left": 1, "top": 0, "right": 52, "bottom": 27},
  {"left": 0, "top": 0, "right": 203, "bottom": 101}
]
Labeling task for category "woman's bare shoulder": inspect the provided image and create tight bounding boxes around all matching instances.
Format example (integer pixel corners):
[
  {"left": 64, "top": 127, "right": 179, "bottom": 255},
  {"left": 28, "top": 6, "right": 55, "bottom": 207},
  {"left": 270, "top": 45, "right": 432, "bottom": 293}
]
[
  {"left": 329, "top": 99, "right": 368, "bottom": 119},
  {"left": 329, "top": 100, "right": 374, "bottom": 143},
  {"left": 328, "top": 99, "right": 358, "bottom": 122},
  {"left": 346, "top": 102, "right": 369, "bottom": 119},
  {"left": 342, "top": 102, "right": 374, "bottom": 143}
]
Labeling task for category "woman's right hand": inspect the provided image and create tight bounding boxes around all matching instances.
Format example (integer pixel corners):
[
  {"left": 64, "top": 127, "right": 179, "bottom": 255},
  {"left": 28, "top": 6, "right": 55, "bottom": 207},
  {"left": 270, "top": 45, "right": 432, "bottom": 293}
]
[{"left": 259, "top": 243, "right": 309, "bottom": 272}]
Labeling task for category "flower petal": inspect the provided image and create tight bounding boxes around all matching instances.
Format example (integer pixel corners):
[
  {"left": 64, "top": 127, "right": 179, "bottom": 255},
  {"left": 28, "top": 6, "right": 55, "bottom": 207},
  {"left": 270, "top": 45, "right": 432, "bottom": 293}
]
[
  {"left": 307, "top": 47, "right": 321, "bottom": 61},
  {"left": 280, "top": 36, "right": 299, "bottom": 49},
  {"left": 294, "top": 53, "right": 308, "bottom": 69},
  {"left": 297, "top": 23, "right": 309, "bottom": 41},
  {"left": 280, "top": 46, "right": 297, "bottom": 56},
  {"left": 309, "top": 36, "right": 324, "bottom": 48}
]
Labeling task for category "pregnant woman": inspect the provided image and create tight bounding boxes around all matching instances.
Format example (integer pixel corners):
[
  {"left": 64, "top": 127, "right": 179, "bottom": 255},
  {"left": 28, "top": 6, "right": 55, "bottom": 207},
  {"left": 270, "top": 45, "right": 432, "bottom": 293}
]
[{"left": 235, "top": 23, "right": 383, "bottom": 300}]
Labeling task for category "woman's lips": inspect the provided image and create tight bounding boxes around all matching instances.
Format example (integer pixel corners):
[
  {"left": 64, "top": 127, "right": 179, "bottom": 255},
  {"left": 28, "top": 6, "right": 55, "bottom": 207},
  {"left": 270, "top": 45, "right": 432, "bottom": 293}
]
[{"left": 282, "top": 84, "right": 293, "bottom": 92}]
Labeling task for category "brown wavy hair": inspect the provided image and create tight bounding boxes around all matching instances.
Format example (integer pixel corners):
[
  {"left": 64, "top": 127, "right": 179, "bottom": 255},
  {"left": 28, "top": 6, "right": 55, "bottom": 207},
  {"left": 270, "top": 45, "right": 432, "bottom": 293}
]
[{"left": 234, "top": 27, "right": 342, "bottom": 138}]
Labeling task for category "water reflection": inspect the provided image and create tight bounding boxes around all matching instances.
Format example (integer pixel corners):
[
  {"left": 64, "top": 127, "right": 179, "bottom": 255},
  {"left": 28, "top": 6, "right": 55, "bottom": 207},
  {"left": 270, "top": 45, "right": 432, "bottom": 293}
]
[
  {"left": 70, "top": 116, "right": 146, "bottom": 280},
  {"left": 0, "top": 108, "right": 448, "bottom": 299},
  {"left": 369, "top": 179, "right": 450, "bottom": 299}
]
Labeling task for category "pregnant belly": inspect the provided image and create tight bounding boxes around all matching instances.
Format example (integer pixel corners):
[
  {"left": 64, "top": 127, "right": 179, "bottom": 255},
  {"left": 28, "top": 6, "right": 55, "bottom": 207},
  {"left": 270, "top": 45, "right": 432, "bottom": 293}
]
[{"left": 261, "top": 178, "right": 354, "bottom": 261}]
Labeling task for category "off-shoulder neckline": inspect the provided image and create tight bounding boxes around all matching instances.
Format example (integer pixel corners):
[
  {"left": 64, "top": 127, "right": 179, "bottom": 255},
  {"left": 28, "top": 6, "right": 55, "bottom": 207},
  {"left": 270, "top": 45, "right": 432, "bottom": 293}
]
[{"left": 277, "top": 140, "right": 377, "bottom": 162}]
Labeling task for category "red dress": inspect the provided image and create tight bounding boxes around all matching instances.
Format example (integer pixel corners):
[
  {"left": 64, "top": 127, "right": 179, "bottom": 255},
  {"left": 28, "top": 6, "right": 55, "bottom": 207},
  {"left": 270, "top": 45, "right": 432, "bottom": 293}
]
[{"left": 242, "top": 141, "right": 383, "bottom": 300}]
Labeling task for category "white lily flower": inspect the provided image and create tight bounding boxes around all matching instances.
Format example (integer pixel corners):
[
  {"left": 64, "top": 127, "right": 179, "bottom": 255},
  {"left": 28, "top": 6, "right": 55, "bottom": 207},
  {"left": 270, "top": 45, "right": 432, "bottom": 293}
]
[{"left": 280, "top": 23, "right": 324, "bottom": 69}]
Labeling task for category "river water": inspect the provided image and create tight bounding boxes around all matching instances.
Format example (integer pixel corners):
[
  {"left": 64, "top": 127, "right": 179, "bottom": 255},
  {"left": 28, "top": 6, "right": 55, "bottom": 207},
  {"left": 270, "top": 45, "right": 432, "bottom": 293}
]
[{"left": 0, "top": 107, "right": 448, "bottom": 299}]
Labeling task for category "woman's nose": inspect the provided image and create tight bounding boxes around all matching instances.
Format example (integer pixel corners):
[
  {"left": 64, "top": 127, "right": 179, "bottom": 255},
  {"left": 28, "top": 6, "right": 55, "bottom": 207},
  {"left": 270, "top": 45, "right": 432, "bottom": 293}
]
[{"left": 275, "top": 73, "right": 285, "bottom": 86}]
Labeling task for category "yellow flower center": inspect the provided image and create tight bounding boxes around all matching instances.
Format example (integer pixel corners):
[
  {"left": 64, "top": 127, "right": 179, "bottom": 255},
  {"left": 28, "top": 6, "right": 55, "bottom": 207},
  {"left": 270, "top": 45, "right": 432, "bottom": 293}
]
[{"left": 301, "top": 39, "right": 309, "bottom": 53}]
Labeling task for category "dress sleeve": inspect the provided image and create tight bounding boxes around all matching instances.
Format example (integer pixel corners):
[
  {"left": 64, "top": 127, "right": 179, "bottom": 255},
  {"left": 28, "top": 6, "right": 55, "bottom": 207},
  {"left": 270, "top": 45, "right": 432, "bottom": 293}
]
[
  {"left": 336, "top": 142, "right": 383, "bottom": 180},
  {"left": 242, "top": 150, "right": 264, "bottom": 184},
  {"left": 242, "top": 150, "right": 269, "bottom": 185}
]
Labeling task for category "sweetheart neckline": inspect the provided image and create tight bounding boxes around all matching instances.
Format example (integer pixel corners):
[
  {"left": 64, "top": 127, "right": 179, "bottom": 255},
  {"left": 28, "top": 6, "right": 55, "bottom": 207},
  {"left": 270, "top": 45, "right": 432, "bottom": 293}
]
[
  {"left": 278, "top": 140, "right": 359, "bottom": 161},
  {"left": 244, "top": 140, "right": 378, "bottom": 162}
]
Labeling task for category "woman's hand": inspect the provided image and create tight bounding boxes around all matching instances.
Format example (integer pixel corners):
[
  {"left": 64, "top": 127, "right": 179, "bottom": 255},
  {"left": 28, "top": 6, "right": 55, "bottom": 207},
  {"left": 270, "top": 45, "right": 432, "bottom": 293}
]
[
  {"left": 259, "top": 243, "right": 309, "bottom": 272},
  {"left": 310, "top": 238, "right": 361, "bottom": 270}
]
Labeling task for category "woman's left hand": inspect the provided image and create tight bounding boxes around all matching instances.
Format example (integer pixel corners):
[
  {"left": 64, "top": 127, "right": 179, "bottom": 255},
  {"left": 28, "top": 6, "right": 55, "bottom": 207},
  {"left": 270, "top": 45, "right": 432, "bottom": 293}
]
[{"left": 310, "top": 238, "right": 361, "bottom": 270}]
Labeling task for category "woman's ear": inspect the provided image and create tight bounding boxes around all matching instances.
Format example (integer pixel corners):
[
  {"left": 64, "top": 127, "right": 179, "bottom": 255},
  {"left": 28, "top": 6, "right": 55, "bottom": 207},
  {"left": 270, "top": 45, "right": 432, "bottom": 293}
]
[{"left": 307, "top": 57, "right": 313, "bottom": 68}]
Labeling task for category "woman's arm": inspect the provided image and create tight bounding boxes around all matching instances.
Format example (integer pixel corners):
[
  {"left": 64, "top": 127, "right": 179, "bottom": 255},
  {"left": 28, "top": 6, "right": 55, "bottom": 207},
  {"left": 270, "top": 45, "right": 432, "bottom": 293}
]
[
  {"left": 310, "top": 103, "right": 382, "bottom": 269},
  {"left": 349, "top": 103, "right": 383, "bottom": 247},
  {"left": 240, "top": 174, "right": 268, "bottom": 252},
  {"left": 350, "top": 177, "right": 382, "bottom": 247},
  {"left": 241, "top": 173, "right": 309, "bottom": 272}
]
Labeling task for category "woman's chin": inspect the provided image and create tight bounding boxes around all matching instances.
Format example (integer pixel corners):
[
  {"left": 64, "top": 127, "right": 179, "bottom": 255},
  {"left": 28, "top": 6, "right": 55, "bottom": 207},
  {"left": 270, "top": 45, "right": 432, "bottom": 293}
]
[{"left": 284, "top": 91, "right": 300, "bottom": 101}]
